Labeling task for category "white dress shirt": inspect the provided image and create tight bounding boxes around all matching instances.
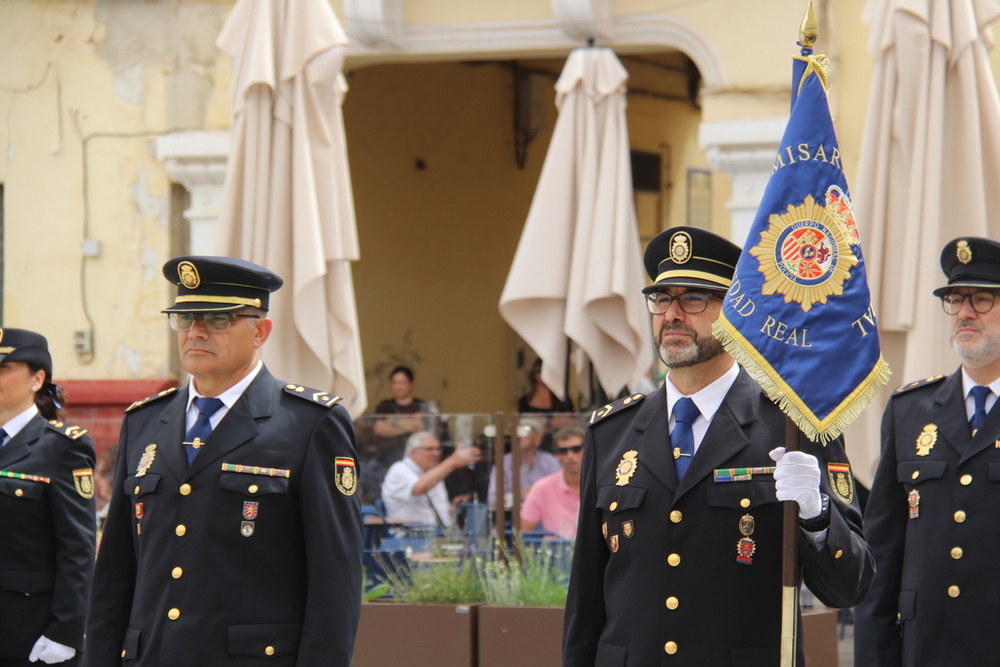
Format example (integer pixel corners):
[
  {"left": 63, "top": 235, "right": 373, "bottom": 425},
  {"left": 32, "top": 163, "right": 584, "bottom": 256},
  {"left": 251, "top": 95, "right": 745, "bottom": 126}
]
[{"left": 665, "top": 362, "right": 741, "bottom": 453}]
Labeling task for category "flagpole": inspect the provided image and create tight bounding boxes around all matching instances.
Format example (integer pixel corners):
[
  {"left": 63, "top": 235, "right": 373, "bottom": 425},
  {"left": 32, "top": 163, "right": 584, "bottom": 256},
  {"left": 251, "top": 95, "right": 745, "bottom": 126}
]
[{"left": 777, "top": 8, "right": 817, "bottom": 664}]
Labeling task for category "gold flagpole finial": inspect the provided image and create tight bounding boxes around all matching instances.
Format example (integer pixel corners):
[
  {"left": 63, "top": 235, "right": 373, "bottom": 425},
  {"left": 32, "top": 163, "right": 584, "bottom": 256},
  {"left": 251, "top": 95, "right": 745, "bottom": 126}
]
[{"left": 800, "top": 0, "right": 818, "bottom": 47}]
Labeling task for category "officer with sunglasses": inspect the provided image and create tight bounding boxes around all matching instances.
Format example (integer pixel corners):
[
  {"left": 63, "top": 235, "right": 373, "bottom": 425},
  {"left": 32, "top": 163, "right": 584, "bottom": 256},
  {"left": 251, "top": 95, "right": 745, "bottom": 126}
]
[
  {"left": 856, "top": 237, "right": 1000, "bottom": 666},
  {"left": 84, "top": 256, "right": 362, "bottom": 667},
  {"left": 564, "top": 227, "right": 872, "bottom": 666}
]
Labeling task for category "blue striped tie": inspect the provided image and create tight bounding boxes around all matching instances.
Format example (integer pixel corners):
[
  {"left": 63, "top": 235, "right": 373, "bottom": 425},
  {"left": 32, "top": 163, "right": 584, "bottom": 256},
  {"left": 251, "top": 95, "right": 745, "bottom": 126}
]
[
  {"left": 672, "top": 398, "right": 700, "bottom": 480},
  {"left": 185, "top": 397, "right": 224, "bottom": 465}
]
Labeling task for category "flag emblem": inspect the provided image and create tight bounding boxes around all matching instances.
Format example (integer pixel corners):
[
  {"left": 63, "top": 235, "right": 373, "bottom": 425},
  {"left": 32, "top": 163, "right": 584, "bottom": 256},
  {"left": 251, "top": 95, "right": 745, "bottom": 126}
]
[{"left": 751, "top": 195, "right": 857, "bottom": 311}]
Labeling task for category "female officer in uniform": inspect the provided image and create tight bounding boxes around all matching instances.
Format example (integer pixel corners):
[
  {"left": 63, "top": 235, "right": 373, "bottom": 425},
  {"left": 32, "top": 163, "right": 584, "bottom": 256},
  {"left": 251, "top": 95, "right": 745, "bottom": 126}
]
[{"left": 0, "top": 329, "right": 95, "bottom": 666}]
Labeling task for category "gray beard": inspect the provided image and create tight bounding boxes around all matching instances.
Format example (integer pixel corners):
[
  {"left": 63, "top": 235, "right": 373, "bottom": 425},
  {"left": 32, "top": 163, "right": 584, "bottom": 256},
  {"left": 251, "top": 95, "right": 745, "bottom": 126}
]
[
  {"left": 950, "top": 319, "right": 1000, "bottom": 368},
  {"left": 657, "top": 323, "right": 725, "bottom": 368}
]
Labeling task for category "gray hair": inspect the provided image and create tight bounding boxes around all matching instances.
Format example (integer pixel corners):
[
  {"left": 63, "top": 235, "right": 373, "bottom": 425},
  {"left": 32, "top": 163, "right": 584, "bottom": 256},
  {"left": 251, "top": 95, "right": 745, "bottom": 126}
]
[{"left": 405, "top": 431, "right": 436, "bottom": 453}]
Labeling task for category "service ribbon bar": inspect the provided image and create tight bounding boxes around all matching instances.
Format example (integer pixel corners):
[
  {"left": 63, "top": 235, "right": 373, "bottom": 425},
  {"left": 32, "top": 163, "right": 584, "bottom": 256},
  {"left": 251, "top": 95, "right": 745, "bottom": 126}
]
[
  {"left": 0, "top": 470, "right": 51, "bottom": 484},
  {"left": 714, "top": 467, "right": 776, "bottom": 483},
  {"left": 221, "top": 463, "right": 291, "bottom": 478}
]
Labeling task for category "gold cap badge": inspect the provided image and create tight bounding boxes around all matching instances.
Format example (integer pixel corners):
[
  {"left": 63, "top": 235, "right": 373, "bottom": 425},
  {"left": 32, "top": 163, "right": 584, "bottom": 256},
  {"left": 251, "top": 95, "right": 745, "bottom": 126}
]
[
  {"left": 957, "top": 240, "right": 972, "bottom": 265},
  {"left": 915, "top": 424, "right": 938, "bottom": 456},
  {"left": 669, "top": 232, "right": 692, "bottom": 264},
  {"left": 177, "top": 261, "right": 201, "bottom": 289}
]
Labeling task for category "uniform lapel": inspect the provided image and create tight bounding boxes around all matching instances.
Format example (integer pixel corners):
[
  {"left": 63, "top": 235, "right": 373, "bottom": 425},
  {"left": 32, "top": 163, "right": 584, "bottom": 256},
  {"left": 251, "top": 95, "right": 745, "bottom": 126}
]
[
  {"left": 0, "top": 415, "right": 43, "bottom": 469},
  {"left": 185, "top": 368, "right": 275, "bottom": 478},
  {"left": 156, "top": 388, "right": 190, "bottom": 481},
  {"left": 675, "top": 369, "right": 755, "bottom": 500},
  {"left": 961, "top": 371, "right": 1000, "bottom": 463},
  {"left": 631, "top": 387, "right": 677, "bottom": 493},
  {"left": 932, "top": 370, "right": 970, "bottom": 458}
]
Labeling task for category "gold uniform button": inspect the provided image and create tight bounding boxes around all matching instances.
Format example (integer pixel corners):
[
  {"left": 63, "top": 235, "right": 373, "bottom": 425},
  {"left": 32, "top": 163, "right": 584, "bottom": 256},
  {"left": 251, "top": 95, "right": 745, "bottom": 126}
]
[
  {"left": 834, "top": 550, "right": 843, "bottom": 559},
  {"left": 175, "top": 524, "right": 187, "bottom": 536},
  {"left": 134, "top": 486, "right": 141, "bottom": 495},
  {"left": 670, "top": 510, "right": 683, "bottom": 523},
  {"left": 179, "top": 483, "right": 192, "bottom": 496},
  {"left": 665, "top": 596, "right": 679, "bottom": 610},
  {"left": 951, "top": 547, "right": 963, "bottom": 560},
  {"left": 960, "top": 474, "right": 973, "bottom": 486},
  {"left": 948, "top": 585, "right": 960, "bottom": 598},
  {"left": 168, "top": 608, "right": 181, "bottom": 620},
  {"left": 740, "top": 498, "right": 751, "bottom": 508},
  {"left": 172, "top": 567, "right": 184, "bottom": 579},
  {"left": 609, "top": 501, "right": 618, "bottom": 511},
  {"left": 911, "top": 471, "right": 919, "bottom": 480},
  {"left": 954, "top": 511, "right": 967, "bottom": 523},
  {"left": 248, "top": 484, "right": 259, "bottom": 494},
  {"left": 122, "top": 650, "right": 127, "bottom": 658},
  {"left": 664, "top": 641, "right": 678, "bottom": 654},
  {"left": 667, "top": 553, "right": 681, "bottom": 567},
  {"left": 286, "top": 384, "right": 297, "bottom": 390},
  {"left": 14, "top": 489, "right": 23, "bottom": 497},
  {"left": 265, "top": 646, "right": 275, "bottom": 656}
]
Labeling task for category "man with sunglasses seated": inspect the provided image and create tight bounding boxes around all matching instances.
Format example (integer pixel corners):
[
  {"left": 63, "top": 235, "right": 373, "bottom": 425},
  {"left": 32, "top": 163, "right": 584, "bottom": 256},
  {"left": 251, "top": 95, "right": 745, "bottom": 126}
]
[
  {"left": 84, "top": 256, "right": 363, "bottom": 667},
  {"left": 520, "top": 426, "right": 585, "bottom": 540},
  {"left": 856, "top": 237, "right": 1000, "bottom": 667}
]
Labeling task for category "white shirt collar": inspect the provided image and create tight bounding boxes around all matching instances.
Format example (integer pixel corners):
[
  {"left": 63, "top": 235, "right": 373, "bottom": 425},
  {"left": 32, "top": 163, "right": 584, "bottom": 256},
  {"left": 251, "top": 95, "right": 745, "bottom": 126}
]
[
  {"left": 2, "top": 403, "right": 39, "bottom": 440},
  {"left": 961, "top": 367, "right": 1000, "bottom": 398},
  {"left": 185, "top": 360, "right": 264, "bottom": 411},
  {"left": 666, "top": 361, "right": 740, "bottom": 423}
]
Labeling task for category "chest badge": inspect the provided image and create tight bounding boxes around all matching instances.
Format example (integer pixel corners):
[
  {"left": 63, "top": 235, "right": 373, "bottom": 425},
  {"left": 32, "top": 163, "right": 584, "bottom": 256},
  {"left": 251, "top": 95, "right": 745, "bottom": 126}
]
[
  {"left": 241, "top": 521, "right": 255, "bottom": 537},
  {"left": 609, "top": 534, "right": 619, "bottom": 553},
  {"left": 915, "top": 424, "right": 938, "bottom": 456},
  {"left": 615, "top": 450, "right": 639, "bottom": 486},
  {"left": 737, "top": 514, "right": 756, "bottom": 565},
  {"left": 136, "top": 444, "right": 157, "bottom": 477},
  {"left": 622, "top": 520, "right": 635, "bottom": 538},
  {"left": 243, "top": 501, "right": 259, "bottom": 520}
]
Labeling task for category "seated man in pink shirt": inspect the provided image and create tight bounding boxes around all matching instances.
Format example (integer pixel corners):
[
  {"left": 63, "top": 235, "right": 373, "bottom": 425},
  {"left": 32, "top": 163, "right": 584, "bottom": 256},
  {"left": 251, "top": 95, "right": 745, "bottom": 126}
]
[{"left": 519, "top": 426, "right": 584, "bottom": 540}]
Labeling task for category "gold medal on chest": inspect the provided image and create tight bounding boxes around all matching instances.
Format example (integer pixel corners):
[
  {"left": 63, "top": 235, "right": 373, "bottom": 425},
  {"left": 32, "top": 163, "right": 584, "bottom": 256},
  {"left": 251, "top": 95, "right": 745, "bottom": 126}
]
[
  {"left": 615, "top": 450, "right": 639, "bottom": 486},
  {"left": 915, "top": 424, "right": 937, "bottom": 457}
]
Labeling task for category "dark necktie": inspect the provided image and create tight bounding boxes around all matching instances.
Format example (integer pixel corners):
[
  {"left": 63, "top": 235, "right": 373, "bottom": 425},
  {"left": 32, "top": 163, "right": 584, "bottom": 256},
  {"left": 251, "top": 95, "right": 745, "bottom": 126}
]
[
  {"left": 0, "top": 429, "right": 8, "bottom": 448},
  {"left": 185, "top": 397, "right": 225, "bottom": 465},
  {"left": 672, "top": 397, "right": 700, "bottom": 480},
  {"left": 970, "top": 385, "right": 992, "bottom": 436}
]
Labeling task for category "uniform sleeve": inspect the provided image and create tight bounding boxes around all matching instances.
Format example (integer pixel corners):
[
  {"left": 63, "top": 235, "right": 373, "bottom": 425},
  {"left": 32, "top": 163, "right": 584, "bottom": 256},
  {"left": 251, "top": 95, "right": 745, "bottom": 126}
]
[
  {"left": 798, "top": 433, "right": 876, "bottom": 610},
  {"left": 295, "top": 403, "right": 363, "bottom": 667},
  {"left": 853, "top": 400, "right": 907, "bottom": 667},
  {"left": 82, "top": 423, "right": 138, "bottom": 667},
  {"left": 44, "top": 432, "right": 96, "bottom": 650},
  {"left": 562, "top": 426, "right": 608, "bottom": 667}
]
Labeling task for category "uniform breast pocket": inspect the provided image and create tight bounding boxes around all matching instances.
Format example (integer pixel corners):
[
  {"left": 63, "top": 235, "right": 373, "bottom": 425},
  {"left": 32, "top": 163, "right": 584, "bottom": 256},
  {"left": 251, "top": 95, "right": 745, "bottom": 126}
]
[
  {"left": 218, "top": 472, "right": 290, "bottom": 497},
  {"left": 125, "top": 474, "right": 161, "bottom": 498},
  {"left": 897, "top": 461, "right": 947, "bottom": 485},
  {"left": 0, "top": 477, "right": 46, "bottom": 501},
  {"left": 596, "top": 486, "right": 646, "bottom": 551},
  {"left": 706, "top": 481, "right": 777, "bottom": 511}
]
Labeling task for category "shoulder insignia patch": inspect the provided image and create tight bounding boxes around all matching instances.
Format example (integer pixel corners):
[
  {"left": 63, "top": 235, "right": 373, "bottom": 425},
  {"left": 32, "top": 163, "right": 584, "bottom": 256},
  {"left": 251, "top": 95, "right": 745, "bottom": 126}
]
[
  {"left": 283, "top": 384, "right": 342, "bottom": 407},
  {"left": 46, "top": 420, "right": 89, "bottom": 440},
  {"left": 590, "top": 393, "right": 645, "bottom": 425},
  {"left": 894, "top": 375, "right": 946, "bottom": 395},
  {"left": 125, "top": 386, "right": 179, "bottom": 413},
  {"left": 73, "top": 469, "right": 95, "bottom": 499}
]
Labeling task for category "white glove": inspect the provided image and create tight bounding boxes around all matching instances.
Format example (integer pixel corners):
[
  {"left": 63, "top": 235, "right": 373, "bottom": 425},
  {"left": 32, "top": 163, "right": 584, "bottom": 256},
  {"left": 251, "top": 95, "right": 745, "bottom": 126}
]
[
  {"left": 28, "top": 636, "right": 76, "bottom": 664},
  {"left": 769, "top": 447, "right": 823, "bottom": 519}
]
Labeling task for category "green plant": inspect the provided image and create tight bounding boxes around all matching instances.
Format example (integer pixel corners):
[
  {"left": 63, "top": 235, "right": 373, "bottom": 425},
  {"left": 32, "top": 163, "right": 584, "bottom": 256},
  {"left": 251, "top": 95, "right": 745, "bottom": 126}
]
[
  {"left": 378, "top": 554, "right": 486, "bottom": 604},
  {"left": 477, "top": 540, "right": 571, "bottom": 607}
]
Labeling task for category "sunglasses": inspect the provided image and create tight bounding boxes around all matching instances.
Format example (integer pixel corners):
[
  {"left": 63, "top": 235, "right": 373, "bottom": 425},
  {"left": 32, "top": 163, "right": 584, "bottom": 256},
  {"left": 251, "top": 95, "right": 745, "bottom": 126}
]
[{"left": 555, "top": 445, "right": 583, "bottom": 455}]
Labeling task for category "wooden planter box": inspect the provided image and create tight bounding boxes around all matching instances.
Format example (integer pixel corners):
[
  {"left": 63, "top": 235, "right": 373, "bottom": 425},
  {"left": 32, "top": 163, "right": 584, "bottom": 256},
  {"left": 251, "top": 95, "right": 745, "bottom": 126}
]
[
  {"left": 353, "top": 602, "right": 481, "bottom": 667},
  {"left": 478, "top": 605, "right": 565, "bottom": 667}
]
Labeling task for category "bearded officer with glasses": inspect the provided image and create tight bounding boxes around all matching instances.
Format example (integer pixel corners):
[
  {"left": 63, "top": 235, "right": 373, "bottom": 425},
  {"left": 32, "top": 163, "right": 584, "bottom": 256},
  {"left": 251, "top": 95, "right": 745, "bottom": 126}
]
[
  {"left": 855, "top": 237, "right": 1000, "bottom": 667},
  {"left": 563, "top": 227, "right": 873, "bottom": 666},
  {"left": 84, "top": 256, "right": 362, "bottom": 667}
]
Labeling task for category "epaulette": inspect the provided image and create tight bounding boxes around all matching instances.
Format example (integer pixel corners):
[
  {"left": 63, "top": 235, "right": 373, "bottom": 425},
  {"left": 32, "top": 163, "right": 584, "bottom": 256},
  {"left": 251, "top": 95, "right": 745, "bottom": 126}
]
[
  {"left": 283, "top": 384, "right": 342, "bottom": 408},
  {"left": 125, "top": 386, "right": 179, "bottom": 413},
  {"left": 894, "top": 375, "right": 947, "bottom": 395},
  {"left": 46, "top": 419, "right": 89, "bottom": 440},
  {"left": 590, "top": 393, "right": 645, "bottom": 425}
]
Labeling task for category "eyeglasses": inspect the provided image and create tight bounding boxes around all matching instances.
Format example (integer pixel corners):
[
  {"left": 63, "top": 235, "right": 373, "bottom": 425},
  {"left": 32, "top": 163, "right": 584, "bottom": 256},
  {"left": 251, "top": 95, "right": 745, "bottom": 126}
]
[
  {"left": 940, "top": 291, "right": 1000, "bottom": 316},
  {"left": 554, "top": 445, "right": 583, "bottom": 455},
  {"left": 645, "top": 291, "right": 720, "bottom": 315},
  {"left": 168, "top": 312, "right": 261, "bottom": 333}
]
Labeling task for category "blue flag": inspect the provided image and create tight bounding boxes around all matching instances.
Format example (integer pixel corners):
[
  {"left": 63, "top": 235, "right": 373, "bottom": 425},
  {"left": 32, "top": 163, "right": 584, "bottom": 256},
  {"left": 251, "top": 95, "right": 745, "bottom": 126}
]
[{"left": 713, "top": 45, "right": 891, "bottom": 443}]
